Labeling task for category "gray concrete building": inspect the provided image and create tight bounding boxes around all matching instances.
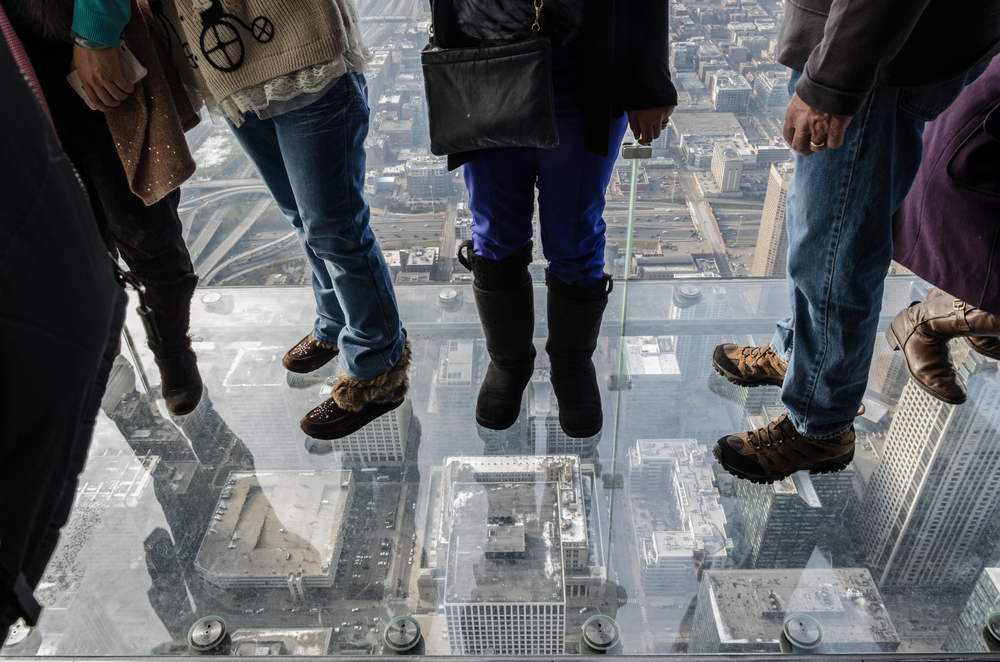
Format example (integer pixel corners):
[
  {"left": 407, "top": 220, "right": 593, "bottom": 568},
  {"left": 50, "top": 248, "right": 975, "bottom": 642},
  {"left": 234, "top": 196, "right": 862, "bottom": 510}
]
[
  {"left": 690, "top": 568, "right": 900, "bottom": 653},
  {"left": 195, "top": 470, "right": 354, "bottom": 594}
]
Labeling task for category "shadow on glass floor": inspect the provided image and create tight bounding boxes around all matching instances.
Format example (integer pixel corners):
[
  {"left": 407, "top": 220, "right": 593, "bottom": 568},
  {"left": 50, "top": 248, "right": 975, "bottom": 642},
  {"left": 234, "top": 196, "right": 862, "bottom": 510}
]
[{"left": 13, "top": 276, "right": 1000, "bottom": 657}]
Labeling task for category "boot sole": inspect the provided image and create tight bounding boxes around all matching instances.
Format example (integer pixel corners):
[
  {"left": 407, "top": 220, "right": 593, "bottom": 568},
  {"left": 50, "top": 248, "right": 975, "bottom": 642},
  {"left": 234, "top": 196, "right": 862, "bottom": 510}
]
[
  {"left": 711, "top": 363, "right": 783, "bottom": 388},
  {"left": 166, "top": 389, "right": 203, "bottom": 416},
  {"left": 966, "top": 337, "right": 1000, "bottom": 361},
  {"left": 301, "top": 398, "right": 404, "bottom": 440},
  {"left": 884, "top": 327, "right": 968, "bottom": 406},
  {"left": 559, "top": 419, "right": 603, "bottom": 439},
  {"left": 475, "top": 412, "right": 519, "bottom": 431},
  {"left": 712, "top": 444, "right": 854, "bottom": 485},
  {"left": 283, "top": 351, "right": 339, "bottom": 374}
]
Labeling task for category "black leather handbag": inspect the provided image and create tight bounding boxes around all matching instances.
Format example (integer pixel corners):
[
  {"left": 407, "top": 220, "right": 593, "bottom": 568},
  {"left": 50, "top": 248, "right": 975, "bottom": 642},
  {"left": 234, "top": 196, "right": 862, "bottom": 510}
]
[{"left": 420, "top": 0, "right": 559, "bottom": 156}]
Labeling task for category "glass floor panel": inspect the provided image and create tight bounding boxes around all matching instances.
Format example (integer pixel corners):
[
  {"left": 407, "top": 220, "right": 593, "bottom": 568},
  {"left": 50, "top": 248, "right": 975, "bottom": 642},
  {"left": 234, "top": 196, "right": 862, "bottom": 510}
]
[{"left": 9, "top": 276, "right": 1000, "bottom": 657}]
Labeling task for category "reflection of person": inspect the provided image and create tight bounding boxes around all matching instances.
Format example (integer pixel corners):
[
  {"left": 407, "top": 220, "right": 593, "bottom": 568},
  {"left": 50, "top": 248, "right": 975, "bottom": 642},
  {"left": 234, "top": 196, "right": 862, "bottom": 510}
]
[
  {"left": 2, "top": 0, "right": 205, "bottom": 416},
  {"left": 0, "top": 10, "right": 123, "bottom": 632},
  {"left": 887, "top": 58, "right": 1000, "bottom": 405},
  {"left": 164, "top": 0, "right": 410, "bottom": 440},
  {"left": 711, "top": 0, "right": 1000, "bottom": 484},
  {"left": 445, "top": 1, "right": 677, "bottom": 437}
]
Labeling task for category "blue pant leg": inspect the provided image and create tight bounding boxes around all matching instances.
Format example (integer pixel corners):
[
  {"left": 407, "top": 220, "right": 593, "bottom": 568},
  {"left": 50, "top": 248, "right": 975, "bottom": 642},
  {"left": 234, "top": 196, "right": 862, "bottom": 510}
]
[
  {"left": 776, "top": 73, "right": 975, "bottom": 438},
  {"left": 536, "top": 113, "right": 628, "bottom": 285},
  {"left": 270, "top": 72, "right": 403, "bottom": 380},
  {"left": 229, "top": 115, "right": 347, "bottom": 344},
  {"left": 463, "top": 146, "right": 537, "bottom": 260}
]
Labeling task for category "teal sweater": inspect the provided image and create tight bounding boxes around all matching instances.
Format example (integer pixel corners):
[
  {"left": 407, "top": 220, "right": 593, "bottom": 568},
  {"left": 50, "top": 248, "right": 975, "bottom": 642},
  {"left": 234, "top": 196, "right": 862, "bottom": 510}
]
[{"left": 71, "top": 0, "right": 129, "bottom": 48}]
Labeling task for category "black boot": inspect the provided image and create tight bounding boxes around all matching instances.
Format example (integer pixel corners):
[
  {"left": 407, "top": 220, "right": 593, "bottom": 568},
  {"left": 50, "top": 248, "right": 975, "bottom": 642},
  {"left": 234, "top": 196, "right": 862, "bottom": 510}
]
[
  {"left": 458, "top": 240, "right": 536, "bottom": 430},
  {"left": 142, "top": 273, "right": 204, "bottom": 416},
  {"left": 545, "top": 270, "right": 612, "bottom": 438}
]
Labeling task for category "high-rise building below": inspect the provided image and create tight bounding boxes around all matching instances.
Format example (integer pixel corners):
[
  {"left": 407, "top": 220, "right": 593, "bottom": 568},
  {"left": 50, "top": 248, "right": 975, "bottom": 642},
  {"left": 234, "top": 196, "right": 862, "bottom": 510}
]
[
  {"left": 195, "top": 470, "right": 354, "bottom": 594},
  {"left": 670, "top": 41, "right": 698, "bottom": 71},
  {"left": 628, "top": 439, "right": 733, "bottom": 594},
  {"left": 860, "top": 349, "right": 1000, "bottom": 589},
  {"left": 731, "top": 469, "right": 853, "bottom": 569},
  {"left": 710, "top": 73, "right": 751, "bottom": 112},
  {"left": 405, "top": 158, "right": 449, "bottom": 203},
  {"left": 752, "top": 70, "right": 790, "bottom": 110},
  {"left": 869, "top": 333, "right": 910, "bottom": 406},
  {"left": 711, "top": 141, "right": 744, "bottom": 192},
  {"left": 689, "top": 568, "right": 900, "bottom": 653},
  {"left": 750, "top": 162, "right": 794, "bottom": 277},
  {"left": 944, "top": 567, "right": 1000, "bottom": 652},
  {"left": 438, "top": 455, "right": 600, "bottom": 655}
]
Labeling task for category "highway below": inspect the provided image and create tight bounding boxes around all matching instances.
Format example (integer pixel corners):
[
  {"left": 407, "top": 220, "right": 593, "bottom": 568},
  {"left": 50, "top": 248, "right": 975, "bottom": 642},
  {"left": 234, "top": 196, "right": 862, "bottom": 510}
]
[
  {"left": 678, "top": 170, "right": 734, "bottom": 277},
  {"left": 195, "top": 196, "right": 272, "bottom": 277}
]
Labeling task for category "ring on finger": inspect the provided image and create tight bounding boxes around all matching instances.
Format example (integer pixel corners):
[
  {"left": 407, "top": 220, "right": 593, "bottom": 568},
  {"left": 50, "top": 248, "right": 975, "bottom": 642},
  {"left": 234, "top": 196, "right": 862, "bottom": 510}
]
[{"left": 809, "top": 139, "right": 827, "bottom": 149}]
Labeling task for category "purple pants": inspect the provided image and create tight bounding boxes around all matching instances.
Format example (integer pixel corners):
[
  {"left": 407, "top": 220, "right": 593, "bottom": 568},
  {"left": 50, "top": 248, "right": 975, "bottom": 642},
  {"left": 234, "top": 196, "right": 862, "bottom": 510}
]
[{"left": 463, "top": 50, "right": 629, "bottom": 286}]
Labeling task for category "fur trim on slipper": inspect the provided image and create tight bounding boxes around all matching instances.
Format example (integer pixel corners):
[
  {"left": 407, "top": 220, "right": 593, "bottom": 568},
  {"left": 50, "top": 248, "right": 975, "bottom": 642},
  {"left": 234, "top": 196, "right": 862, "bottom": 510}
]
[{"left": 332, "top": 334, "right": 411, "bottom": 413}]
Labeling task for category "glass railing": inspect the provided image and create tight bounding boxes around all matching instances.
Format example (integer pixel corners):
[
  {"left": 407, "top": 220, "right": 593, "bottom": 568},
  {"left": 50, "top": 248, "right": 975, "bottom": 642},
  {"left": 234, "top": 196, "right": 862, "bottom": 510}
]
[{"left": 6, "top": 273, "right": 1000, "bottom": 658}]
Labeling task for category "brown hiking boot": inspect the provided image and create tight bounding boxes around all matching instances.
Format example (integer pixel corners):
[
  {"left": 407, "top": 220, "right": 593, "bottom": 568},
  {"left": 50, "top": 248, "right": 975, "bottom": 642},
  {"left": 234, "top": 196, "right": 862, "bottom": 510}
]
[
  {"left": 711, "top": 343, "right": 787, "bottom": 387},
  {"left": 713, "top": 413, "right": 855, "bottom": 484},
  {"left": 283, "top": 332, "right": 339, "bottom": 374}
]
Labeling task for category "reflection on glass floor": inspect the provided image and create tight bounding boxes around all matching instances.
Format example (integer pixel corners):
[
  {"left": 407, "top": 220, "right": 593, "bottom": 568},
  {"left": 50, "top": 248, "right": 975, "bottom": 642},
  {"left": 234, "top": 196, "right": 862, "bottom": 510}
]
[{"left": 13, "top": 277, "right": 1000, "bottom": 657}]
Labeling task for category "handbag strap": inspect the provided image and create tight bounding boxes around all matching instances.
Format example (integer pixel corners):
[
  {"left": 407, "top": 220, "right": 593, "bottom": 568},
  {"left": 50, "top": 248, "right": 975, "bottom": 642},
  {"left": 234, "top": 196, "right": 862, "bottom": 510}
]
[{"left": 429, "top": 0, "right": 544, "bottom": 46}]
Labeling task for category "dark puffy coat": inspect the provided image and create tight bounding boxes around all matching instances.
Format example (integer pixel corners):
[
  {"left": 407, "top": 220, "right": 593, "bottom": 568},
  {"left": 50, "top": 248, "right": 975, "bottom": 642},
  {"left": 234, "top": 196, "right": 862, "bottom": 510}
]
[
  {"left": 0, "top": 19, "right": 120, "bottom": 631},
  {"left": 892, "top": 57, "right": 1000, "bottom": 316},
  {"left": 432, "top": 0, "right": 677, "bottom": 168}
]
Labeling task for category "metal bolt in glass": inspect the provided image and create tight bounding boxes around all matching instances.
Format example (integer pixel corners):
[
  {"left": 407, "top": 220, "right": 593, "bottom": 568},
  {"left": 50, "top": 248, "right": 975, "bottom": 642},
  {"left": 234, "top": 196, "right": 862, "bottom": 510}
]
[
  {"left": 982, "top": 611, "right": 1000, "bottom": 651},
  {"left": 383, "top": 615, "right": 422, "bottom": 654},
  {"left": 187, "top": 616, "right": 228, "bottom": 653},
  {"left": 780, "top": 613, "right": 824, "bottom": 654},
  {"left": 581, "top": 615, "right": 620, "bottom": 654}
]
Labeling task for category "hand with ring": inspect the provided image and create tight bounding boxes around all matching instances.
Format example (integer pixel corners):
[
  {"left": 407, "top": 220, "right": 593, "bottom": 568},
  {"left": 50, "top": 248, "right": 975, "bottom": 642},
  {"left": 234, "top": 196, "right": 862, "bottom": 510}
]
[
  {"left": 783, "top": 92, "right": 852, "bottom": 156},
  {"left": 627, "top": 105, "right": 676, "bottom": 145}
]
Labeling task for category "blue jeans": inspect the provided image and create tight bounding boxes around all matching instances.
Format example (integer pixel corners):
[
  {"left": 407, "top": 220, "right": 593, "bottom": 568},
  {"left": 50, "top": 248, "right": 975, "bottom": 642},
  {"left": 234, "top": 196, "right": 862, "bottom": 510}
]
[
  {"left": 230, "top": 72, "right": 404, "bottom": 381},
  {"left": 463, "top": 48, "right": 629, "bottom": 286},
  {"left": 772, "top": 68, "right": 984, "bottom": 438}
]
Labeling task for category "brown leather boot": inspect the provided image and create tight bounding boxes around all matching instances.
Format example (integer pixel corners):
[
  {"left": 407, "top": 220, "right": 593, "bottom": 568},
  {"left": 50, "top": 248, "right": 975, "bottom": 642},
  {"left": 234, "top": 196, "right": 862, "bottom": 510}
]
[
  {"left": 925, "top": 288, "right": 1000, "bottom": 360},
  {"left": 887, "top": 290, "right": 1000, "bottom": 405}
]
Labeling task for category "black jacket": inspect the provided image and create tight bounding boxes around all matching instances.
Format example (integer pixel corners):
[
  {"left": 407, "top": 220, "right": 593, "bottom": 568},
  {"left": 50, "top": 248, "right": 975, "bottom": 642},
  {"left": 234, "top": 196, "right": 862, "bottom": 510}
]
[
  {"left": 0, "top": 20, "right": 119, "bottom": 631},
  {"left": 777, "top": 0, "right": 1000, "bottom": 116},
  {"left": 433, "top": 0, "right": 677, "bottom": 168}
]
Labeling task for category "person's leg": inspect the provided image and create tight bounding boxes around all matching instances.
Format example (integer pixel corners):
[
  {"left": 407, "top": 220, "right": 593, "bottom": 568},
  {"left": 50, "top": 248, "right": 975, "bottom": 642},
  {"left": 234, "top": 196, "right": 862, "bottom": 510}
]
[
  {"left": 36, "top": 58, "right": 203, "bottom": 415},
  {"left": 534, "top": 114, "right": 628, "bottom": 286},
  {"left": 531, "top": 82, "right": 627, "bottom": 437},
  {"left": 229, "top": 115, "right": 348, "bottom": 348},
  {"left": 268, "top": 72, "right": 403, "bottom": 381},
  {"left": 460, "top": 138, "right": 538, "bottom": 430},
  {"left": 464, "top": 147, "right": 537, "bottom": 260},
  {"left": 774, "top": 69, "right": 980, "bottom": 439}
]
